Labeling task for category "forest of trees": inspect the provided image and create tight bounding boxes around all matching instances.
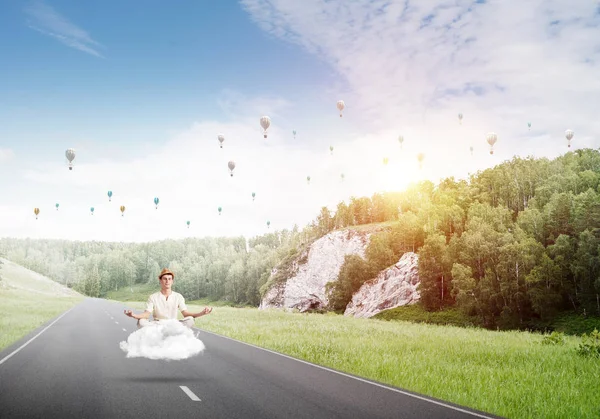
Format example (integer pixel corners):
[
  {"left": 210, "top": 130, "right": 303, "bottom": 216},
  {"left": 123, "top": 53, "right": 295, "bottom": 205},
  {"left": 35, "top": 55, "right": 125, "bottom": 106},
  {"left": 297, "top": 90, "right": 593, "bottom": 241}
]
[
  {"left": 0, "top": 229, "right": 316, "bottom": 307},
  {"left": 1, "top": 148, "right": 599, "bottom": 330},
  {"left": 324, "top": 148, "right": 600, "bottom": 329}
]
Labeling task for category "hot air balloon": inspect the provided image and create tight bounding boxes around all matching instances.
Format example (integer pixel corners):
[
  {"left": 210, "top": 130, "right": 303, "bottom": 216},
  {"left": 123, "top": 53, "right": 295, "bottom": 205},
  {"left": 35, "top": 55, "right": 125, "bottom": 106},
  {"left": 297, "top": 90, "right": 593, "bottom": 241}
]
[
  {"left": 307, "top": 175, "right": 311, "bottom": 185},
  {"left": 154, "top": 197, "right": 159, "bottom": 209},
  {"left": 218, "top": 134, "right": 225, "bottom": 148},
  {"left": 65, "top": 148, "right": 76, "bottom": 170},
  {"left": 470, "top": 146, "right": 474, "bottom": 156},
  {"left": 292, "top": 130, "right": 297, "bottom": 139},
  {"left": 341, "top": 173, "right": 345, "bottom": 181},
  {"left": 458, "top": 113, "right": 463, "bottom": 125},
  {"left": 267, "top": 220, "right": 271, "bottom": 228},
  {"left": 55, "top": 203, "right": 59, "bottom": 211},
  {"left": 527, "top": 122, "right": 532, "bottom": 130},
  {"left": 336, "top": 100, "right": 345, "bottom": 117},
  {"left": 565, "top": 129, "right": 574, "bottom": 148},
  {"left": 186, "top": 220, "right": 190, "bottom": 228},
  {"left": 107, "top": 191, "right": 113, "bottom": 202},
  {"left": 120, "top": 205, "right": 126, "bottom": 216},
  {"left": 90, "top": 207, "right": 95, "bottom": 215},
  {"left": 260, "top": 116, "right": 271, "bottom": 139},
  {"left": 252, "top": 192, "right": 256, "bottom": 201},
  {"left": 383, "top": 157, "right": 389, "bottom": 165},
  {"left": 330, "top": 145, "right": 334, "bottom": 155},
  {"left": 228, "top": 161, "right": 236, "bottom": 176},
  {"left": 486, "top": 132, "right": 498, "bottom": 155},
  {"left": 398, "top": 135, "right": 404, "bottom": 149},
  {"left": 218, "top": 206, "right": 222, "bottom": 215},
  {"left": 417, "top": 153, "right": 425, "bottom": 169},
  {"left": 34, "top": 208, "right": 39, "bottom": 219}
]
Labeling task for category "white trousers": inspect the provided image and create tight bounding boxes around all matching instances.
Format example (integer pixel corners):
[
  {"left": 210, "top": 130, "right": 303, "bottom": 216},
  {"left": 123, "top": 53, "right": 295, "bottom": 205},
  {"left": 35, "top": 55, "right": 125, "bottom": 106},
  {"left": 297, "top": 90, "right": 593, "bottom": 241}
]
[{"left": 137, "top": 316, "right": 194, "bottom": 329}]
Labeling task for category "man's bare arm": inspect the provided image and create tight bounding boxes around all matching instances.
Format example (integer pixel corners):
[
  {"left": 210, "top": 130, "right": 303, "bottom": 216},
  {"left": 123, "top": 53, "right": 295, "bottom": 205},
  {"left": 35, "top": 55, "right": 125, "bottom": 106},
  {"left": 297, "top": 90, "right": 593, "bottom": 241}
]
[
  {"left": 181, "top": 307, "right": 212, "bottom": 318},
  {"left": 124, "top": 309, "right": 151, "bottom": 320}
]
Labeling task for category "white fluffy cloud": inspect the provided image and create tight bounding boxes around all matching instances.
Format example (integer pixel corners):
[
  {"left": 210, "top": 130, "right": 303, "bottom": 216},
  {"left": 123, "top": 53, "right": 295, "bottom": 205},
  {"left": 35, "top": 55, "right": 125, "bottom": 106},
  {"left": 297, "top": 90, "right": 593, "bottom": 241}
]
[
  {"left": 241, "top": 0, "right": 600, "bottom": 151},
  {"left": 119, "top": 319, "right": 206, "bottom": 361}
]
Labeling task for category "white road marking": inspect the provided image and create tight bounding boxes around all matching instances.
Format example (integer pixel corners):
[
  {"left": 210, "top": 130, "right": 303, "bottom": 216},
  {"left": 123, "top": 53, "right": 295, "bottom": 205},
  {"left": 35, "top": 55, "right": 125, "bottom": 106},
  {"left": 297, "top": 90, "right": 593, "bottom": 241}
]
[
  {"left": 180, "top": 386, "right": 201, "bottom": 401},
  {"left": 0, "top": 307, "right": 75, "bottom": 368},
  {"left": 115, "top": 321, "right": 119, "bottom": 325},
  {"left": 196, "top": 328, "right": 495, "bottom": 419},
  {"left": 122, "top": 328, "right": 127, "bottom": 332}
]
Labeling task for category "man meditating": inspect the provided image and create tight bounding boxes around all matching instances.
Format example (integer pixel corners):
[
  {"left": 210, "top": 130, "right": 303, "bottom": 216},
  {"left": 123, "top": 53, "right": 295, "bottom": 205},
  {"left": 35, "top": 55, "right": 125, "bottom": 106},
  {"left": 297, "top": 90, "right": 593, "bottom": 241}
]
[{"left": 124, "top": 268, "right": 212, "bottom": 328}]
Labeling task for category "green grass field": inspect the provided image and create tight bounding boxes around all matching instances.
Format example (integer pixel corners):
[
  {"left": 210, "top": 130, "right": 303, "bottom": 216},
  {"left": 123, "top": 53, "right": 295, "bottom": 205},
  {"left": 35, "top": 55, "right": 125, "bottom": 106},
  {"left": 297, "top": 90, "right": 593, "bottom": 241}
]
[
  {"left": 0, "top": 259, "right": 83, "bottom": 352},
  {"left": 121, "top": 301, "right": 600, "bottom": 419}
]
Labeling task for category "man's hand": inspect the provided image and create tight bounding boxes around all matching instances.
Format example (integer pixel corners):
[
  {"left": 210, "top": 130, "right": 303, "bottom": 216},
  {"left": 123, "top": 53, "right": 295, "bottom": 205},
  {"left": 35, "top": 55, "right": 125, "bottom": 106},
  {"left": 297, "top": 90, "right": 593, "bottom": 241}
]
[
  {"left": 195, "top": 307, "right": 212, "bottom": 318},
  {"left": 124, "top": 309, "right": 137, "bottom": 319}
]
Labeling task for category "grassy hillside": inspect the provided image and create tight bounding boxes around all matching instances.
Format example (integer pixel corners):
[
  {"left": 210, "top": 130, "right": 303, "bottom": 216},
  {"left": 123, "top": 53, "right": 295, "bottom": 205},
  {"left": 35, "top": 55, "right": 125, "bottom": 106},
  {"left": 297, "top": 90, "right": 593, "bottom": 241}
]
[
  {"left": 0, "top": 258, "right": 83, "bottom": 352},
  {"left": 1, "top": 258, "right": 81, "bottom": 297}
]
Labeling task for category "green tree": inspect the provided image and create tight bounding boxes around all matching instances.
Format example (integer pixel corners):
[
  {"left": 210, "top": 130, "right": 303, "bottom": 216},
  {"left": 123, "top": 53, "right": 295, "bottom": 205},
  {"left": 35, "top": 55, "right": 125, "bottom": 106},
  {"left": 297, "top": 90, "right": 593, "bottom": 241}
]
[
  {"left": 525, "top": 253, "right": 563, "bottom": 320},
  {"left": 84, "top": 264, "right": 101, "bottom": 298},
  {"left": 326, "top": 255, "right": 374, "bottom": 312},
  {"left": 365, "top": 232, "right": 396, "bottom": 272},
  {"left": 316, "top": 206, "right": 334, "bottom": 237},
  {"left": 418, "top": 233, "right": 453, "bottom": 310},
  {"left": 572, "top": 230, "right": 600, "bottom": 315},
  {"left": 451, "top": 263, "right": 478, "bottom": 316}
]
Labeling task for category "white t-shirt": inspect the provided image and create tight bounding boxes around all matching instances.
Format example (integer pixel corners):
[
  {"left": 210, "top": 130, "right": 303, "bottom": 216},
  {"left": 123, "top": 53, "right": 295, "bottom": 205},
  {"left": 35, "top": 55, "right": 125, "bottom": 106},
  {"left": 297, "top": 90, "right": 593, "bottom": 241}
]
[{"left": 145, "top": 291, "right": 187, "bottom": 320}]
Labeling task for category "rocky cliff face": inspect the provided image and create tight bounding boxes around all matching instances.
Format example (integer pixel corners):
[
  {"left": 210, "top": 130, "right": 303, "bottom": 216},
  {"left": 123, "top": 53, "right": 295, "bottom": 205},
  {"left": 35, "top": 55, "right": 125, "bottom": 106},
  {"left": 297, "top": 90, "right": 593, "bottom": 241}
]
[
  {"left": 259, "top": 229, "right": 370, "bottom": 312},
  {"left": 344, "top": 252, "right": 420, "bottom": 318}
]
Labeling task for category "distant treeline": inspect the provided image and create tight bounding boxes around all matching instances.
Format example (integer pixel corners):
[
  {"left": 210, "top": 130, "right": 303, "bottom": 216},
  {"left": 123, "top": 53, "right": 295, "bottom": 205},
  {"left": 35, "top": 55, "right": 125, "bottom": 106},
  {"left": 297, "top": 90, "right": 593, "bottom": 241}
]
[
  {"left": 0, "top": 230, "right": 315, "bottom": 306},
  {"left": 2, "top": 148, "right": 600, "bottom": 330}
]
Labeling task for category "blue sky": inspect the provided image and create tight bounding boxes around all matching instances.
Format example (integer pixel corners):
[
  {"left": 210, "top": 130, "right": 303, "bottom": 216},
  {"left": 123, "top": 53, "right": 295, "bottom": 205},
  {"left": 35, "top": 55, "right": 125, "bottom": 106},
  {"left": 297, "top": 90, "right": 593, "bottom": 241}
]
[
  {"left": 0, "top": 0, "right": 599, "bottom": 242},
  {"left": 0, "top": 0, "right": 341, "bottom": 156}
]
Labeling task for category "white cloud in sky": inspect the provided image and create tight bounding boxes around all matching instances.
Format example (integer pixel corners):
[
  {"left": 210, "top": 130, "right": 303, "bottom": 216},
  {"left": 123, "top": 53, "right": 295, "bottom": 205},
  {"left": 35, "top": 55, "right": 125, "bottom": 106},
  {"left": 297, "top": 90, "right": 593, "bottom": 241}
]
[
  {"left": 0, "top": 149, "right": 15, "bottom": 163},
  {"left": 4, "top": 0, "right": 600, "bottom": 242},
  {"left": 241, "top": 0, "right": 600, "bottom": 148},
  {"left": 217, "top": 89, "right": 293, "bottom": 121},
  {"left": 24, "top": 1, "right": 104, "bottom": 57}
]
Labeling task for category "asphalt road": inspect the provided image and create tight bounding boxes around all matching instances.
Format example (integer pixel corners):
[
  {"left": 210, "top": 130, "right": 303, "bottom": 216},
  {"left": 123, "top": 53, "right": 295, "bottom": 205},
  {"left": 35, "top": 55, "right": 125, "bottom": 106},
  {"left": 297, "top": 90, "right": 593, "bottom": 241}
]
[{"left": 0, "top": 298, "right": 502, "bottom": 419}]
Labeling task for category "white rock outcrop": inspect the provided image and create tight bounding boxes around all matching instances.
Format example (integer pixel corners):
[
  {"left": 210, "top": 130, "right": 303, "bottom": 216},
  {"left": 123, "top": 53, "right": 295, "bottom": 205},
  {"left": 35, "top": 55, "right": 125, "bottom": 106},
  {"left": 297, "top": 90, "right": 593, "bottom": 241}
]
[
  {"left": 259, "top": 229, "right": 370, "bottom": 312},
  {"left": 344, "top": 252, "right": 420, "bottom": 318}
]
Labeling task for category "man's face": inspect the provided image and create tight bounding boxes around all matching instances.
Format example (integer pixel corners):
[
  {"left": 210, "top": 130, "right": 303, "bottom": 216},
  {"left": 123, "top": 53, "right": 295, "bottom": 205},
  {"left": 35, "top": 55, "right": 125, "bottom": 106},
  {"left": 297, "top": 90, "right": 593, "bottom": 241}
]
[{"left": 160, "top": 274, "right": 174, "bottom": 290}]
